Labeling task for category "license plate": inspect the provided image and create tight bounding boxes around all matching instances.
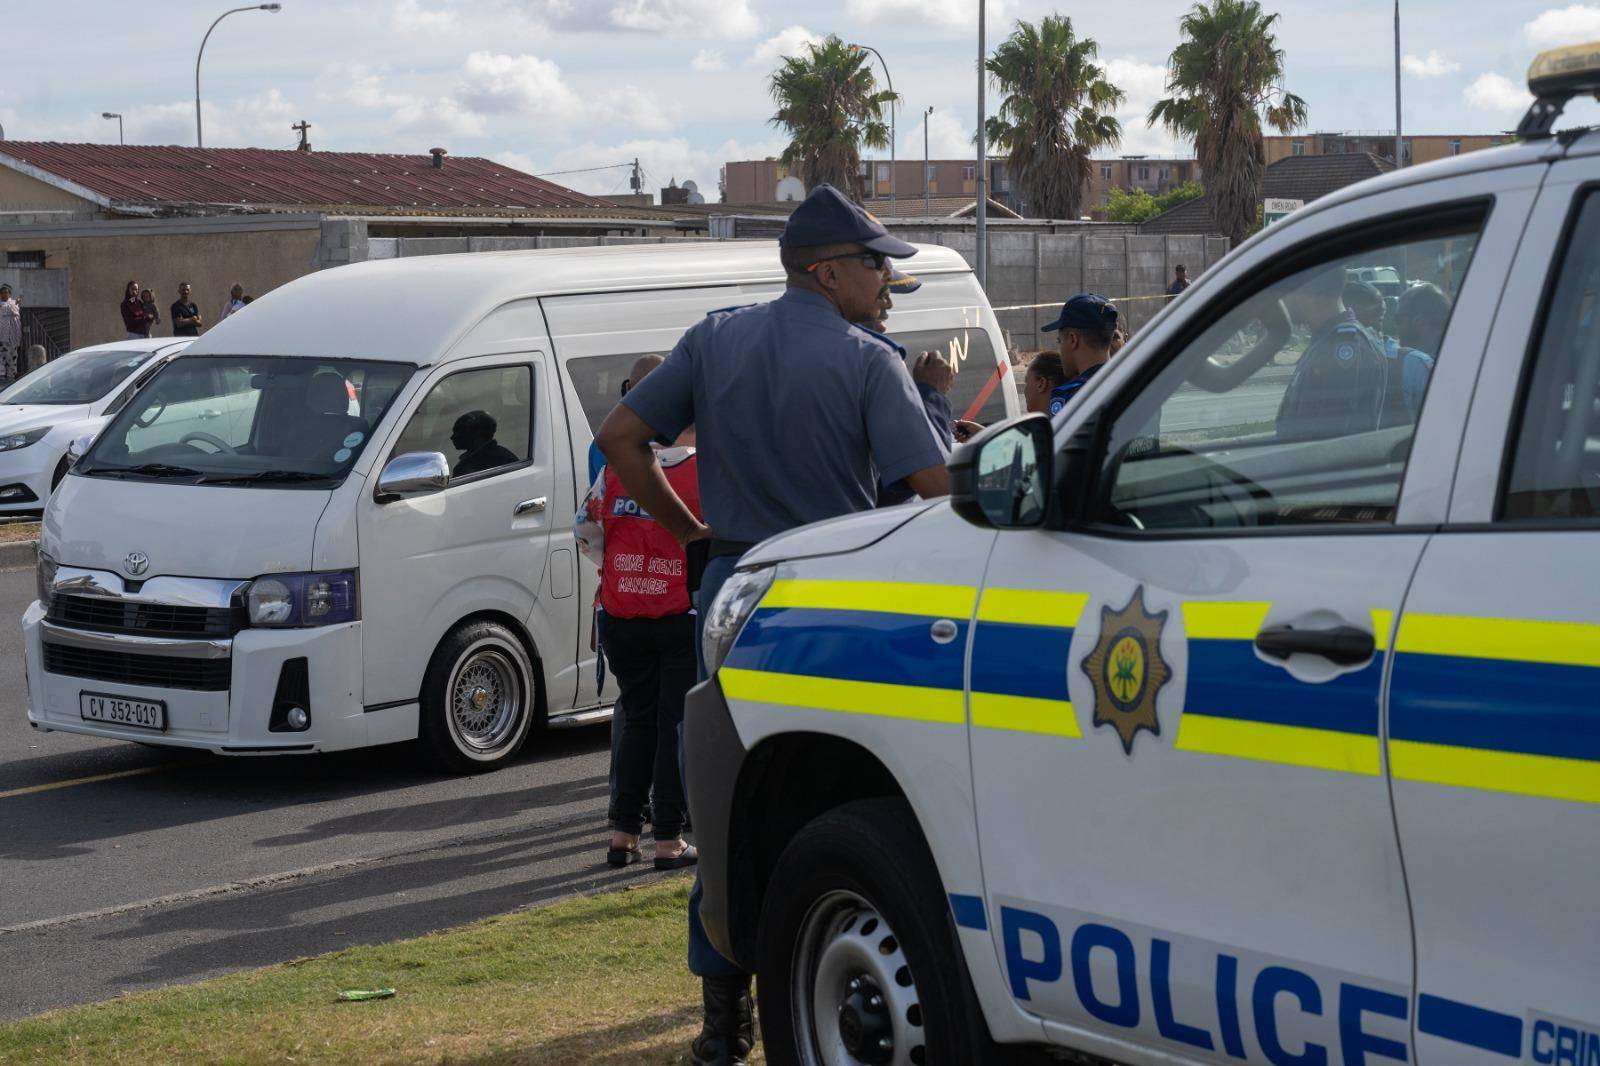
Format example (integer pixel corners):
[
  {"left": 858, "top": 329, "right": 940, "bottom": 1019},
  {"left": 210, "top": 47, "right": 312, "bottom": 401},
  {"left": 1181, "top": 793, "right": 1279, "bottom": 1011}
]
[{"left": 80, "top": 692, "right": 166, "bottom": 731}]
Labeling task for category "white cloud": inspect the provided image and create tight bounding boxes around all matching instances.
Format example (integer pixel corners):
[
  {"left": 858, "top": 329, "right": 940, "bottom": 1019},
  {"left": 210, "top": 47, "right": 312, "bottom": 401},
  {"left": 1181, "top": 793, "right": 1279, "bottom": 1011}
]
[
  {"left": 1402, "top": 50, "right": 1460, "bottom": 78},
  {"left": 844, "top": 0, "right": 1012, "bottom": 35},
  {"left": 1523, "top": 4, "right": 1600, "bottom": 47},
  {"left": 591, "top": 87, "right": 676, "bottom": 134},
  {"left": 1103, "top": 57, "right": 1168, "bottom": 111},
  {"left": 903, "top": 110, "right": 973, "bottom": 160},
  {"left": 455, "top": 51, "right": 583, "bottom": 120},
  {"left": 389, "top": 96, "right": 488, "bottom": 140},
  {"left": 691, "top": 49, "right": 727, "bottom": 72},
  {"left": 749, "top": 25, "right": 822, "bottom": 67},
  {"left": 393, "top": 0, "right": 458, "bottom": 34},
  {"left": 118, "top": 90, "right": 300, "bottom": 149},
  {"left": 608, "top": 0, "right": 758, "bottom": 37},
  {"left": 1096, "top": 57, "right": 1189, "bottom": 158},
  {"left": 317, "top": 64, "right": 412, "bottom": 110},
  {"left": 1465, "top": 72, "right": 1534, "bottom": 113}
]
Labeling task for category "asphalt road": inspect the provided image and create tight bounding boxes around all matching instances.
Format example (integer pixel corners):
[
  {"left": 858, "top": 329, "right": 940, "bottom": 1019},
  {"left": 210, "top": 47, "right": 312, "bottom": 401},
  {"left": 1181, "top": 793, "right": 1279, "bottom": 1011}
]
[{"left": 0, "top": 565, "right": 646, "bottom": 1021}]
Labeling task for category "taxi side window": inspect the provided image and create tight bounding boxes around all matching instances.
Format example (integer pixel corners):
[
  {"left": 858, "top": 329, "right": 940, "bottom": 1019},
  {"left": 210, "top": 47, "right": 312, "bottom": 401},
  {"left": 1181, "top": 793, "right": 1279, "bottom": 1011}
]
[
  {"left": 394, "top": 365, "right": 533, "bottom": 482},
  {"left": 1503, "top": 191, "right": 1600, "bottom": 521},
  {"left": 1091, "top": 216, "right": 1483, "bottom": 531},
  {"left": 568, "top": 353, "right": 665, "bottom": 435}
]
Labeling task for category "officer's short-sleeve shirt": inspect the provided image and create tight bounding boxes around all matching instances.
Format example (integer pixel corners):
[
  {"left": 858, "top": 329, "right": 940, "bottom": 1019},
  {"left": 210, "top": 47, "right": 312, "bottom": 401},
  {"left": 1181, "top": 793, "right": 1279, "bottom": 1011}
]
[{"left": 621, "top": 288, "right": 947, "bottom": 543}]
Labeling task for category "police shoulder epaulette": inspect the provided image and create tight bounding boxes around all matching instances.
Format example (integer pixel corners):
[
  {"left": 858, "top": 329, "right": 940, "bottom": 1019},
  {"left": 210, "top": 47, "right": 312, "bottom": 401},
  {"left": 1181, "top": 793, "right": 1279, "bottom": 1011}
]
[
  {"left": 705, "top": 303, "right": 758, "bottom": 318},
  {"left": 847, "top": 322, "right": 907, "bottom": 358}
]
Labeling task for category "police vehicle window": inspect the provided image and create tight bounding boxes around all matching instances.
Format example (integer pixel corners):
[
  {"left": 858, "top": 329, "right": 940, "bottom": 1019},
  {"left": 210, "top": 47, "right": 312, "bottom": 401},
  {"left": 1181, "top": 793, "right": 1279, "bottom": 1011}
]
[
  {"left": 894, "top": 328, "right": 1010, "bottom": 426},
  {"left": 1092, "top": 221, "right": 1482, "bottom": 531},
  {"left": 568, "top": 353, "right": 664, "bottom": 435},
  {"left": 393, "top": 365, "right": 533, "bottom": 481},
  {"left": 1503, "top": 192, "right": 1600, "bottom": 521}
]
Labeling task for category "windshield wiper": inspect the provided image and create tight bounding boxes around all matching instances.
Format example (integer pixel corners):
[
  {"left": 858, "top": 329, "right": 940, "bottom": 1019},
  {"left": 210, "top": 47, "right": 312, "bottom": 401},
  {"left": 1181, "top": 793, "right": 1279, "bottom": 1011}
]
[
  {"left": 81, "top": 462, "right": 202, "bottom": 480},
  {"left": 196, "top": 469, "right": 332, "bottom": 485}
]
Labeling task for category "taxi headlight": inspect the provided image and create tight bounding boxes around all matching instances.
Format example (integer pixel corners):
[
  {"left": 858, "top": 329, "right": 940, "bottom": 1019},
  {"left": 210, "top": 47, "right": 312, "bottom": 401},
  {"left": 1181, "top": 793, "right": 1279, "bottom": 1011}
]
[
  {"left": 247, "top": 570, "right": 359, "bottom": 628},
  {"left": 701, "top": 566, "right": 775, "bottom": 677},
  {"left": 0, "top": 427, "right": 52, "bottom": 452},
  {"left": 35, "top": 551, "right": 58, "bottom": 608}
]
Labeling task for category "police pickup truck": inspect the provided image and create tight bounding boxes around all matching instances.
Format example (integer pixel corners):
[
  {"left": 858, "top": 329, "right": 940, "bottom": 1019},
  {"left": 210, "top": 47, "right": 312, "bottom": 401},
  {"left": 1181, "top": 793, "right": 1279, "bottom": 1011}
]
[{"left": 685, "top": 43, "right": 1600, "bottom": 1066}]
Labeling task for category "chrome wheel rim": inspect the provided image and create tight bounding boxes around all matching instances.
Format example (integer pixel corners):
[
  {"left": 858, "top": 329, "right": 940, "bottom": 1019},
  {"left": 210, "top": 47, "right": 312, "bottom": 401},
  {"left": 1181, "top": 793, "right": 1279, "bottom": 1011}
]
[
  {"left": 447, "top": 643, "right": 525, "bottom": 755},
  {"left": 792, "top": 890, "right": 926, "bottom": 1066}
]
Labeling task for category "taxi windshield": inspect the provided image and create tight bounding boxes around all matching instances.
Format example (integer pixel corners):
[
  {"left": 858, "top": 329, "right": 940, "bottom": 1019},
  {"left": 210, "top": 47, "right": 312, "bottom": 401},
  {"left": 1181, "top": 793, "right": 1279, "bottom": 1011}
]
[
  {"left": 0, "top": 347, "right": 158, "bottom": 406},
  {"left": 78, "top": 355, "right": 415, "bottom": 487}
]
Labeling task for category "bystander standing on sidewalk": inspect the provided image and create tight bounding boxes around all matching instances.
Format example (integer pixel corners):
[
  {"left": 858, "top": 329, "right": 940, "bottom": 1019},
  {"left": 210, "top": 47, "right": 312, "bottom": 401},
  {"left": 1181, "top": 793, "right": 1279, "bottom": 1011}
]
[
  {"left": 171, "top": 282, "right": 202, "bottom": 336},
  {"left": 1167, "top": 263, "right": 1191, "bottom": 296},
  {"left": 597, "top": 183, "right": 950, "bottom": 1066},
  {"left": 120, "top": 280, "right": 151, "bottom": 339},
  {"left": 0, "top": 285, "right": 21, "bottom": 381},
  {"left": 218, "top": 282, "right": 246, "bottom": 323},
  {"left": 140, "top": 288, "right": 161, "bottom": 335}
]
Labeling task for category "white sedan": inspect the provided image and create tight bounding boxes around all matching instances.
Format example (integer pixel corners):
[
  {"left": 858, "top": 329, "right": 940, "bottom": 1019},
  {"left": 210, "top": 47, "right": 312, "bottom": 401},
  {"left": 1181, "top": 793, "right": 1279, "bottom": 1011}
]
[{"left": 0, "top": 338, "right": 192, "bottom": 513}]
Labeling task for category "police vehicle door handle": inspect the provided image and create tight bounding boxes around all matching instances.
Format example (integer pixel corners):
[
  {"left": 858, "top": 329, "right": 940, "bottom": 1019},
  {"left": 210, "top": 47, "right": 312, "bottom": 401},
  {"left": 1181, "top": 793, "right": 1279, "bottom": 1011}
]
[
  {"left": 514, "top": 497, "right": 547, "bottom": 516},
  {"left": 1254, "top": 623, "right": 1375, "bottom": 666}
]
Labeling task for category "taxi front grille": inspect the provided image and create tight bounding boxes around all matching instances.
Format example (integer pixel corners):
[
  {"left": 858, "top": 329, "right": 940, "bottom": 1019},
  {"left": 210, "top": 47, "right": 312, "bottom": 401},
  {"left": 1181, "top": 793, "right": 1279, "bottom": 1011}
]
[
  {"left": 47, "top": 594, "right": 242, "bottom": 639},
  {"left": 43, "top": 642, "right": 231, "bottom": 691}
]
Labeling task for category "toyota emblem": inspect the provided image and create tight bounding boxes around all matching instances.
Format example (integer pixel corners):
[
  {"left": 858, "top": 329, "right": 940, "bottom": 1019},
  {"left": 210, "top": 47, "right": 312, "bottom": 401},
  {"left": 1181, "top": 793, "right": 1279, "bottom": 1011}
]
[{"left": 123, "top": 552, "right": 150, "bottom": 577}]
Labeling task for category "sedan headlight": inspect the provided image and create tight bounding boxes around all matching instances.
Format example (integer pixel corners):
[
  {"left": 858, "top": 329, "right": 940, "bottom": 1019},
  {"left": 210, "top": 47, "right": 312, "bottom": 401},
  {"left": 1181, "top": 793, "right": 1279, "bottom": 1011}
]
[
  {"left": 35, "top": 551, "right": 58, "bottom": 608},
  {"left": 0, "top": 427, "right": 52, "bottom": 452},
  {"left": 701, "top": 566, "right": 775, "bottom": 676},
  {"left": 246, "top": 570, "right": 359, "bottom": 628}
]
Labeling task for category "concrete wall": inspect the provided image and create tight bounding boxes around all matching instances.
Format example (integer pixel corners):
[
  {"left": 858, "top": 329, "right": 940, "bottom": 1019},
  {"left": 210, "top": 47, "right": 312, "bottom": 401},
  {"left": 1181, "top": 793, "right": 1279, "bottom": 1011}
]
[
  {"left": 0, "top": 223, "right": 322, "bottom": 348},
  {"left": 0, "top": 166, "right": 98, "bottom": 214}
]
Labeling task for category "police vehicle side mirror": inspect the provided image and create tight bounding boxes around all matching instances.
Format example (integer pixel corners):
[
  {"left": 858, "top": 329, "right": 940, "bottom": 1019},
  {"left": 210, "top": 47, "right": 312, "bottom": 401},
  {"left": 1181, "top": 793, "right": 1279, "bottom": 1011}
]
[
  {"left": 376, "top": 451, "right": 449, "bottom": 502},
  {"left": 949, "top": 414, "right": 1053, "bottom": 530}
]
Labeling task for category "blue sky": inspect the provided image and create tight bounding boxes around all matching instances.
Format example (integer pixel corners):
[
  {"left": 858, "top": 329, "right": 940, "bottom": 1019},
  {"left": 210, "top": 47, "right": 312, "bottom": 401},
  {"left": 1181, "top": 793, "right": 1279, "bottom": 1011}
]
[{"left": 3, "top": 0, "right": 1598, "bottom": 198}]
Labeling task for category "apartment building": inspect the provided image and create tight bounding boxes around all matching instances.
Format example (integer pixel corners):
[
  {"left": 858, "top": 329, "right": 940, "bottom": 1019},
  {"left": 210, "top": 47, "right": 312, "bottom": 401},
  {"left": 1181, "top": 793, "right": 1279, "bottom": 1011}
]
[{"left": 1264, "top": 132, "right": 1512, "bottom": 168}]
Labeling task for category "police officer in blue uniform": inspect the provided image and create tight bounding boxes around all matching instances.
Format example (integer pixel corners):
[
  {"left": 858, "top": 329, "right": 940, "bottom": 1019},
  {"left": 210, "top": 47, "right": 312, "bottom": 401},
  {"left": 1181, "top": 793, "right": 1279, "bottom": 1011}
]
[
  {"left": 596, "top": 183, "right": 950, "bottom": 1066},
  {"left": 1041, "top": 293, "right": 1120, "bottom": 415},
  {"left": 1276, "top": 265, "right": 1389, "bottom": 441}
]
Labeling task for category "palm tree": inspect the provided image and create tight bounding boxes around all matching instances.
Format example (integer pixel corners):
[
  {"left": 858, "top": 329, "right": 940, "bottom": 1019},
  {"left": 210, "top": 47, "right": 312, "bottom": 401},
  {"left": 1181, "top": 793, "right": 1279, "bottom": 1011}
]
[
  {"left": 1149, "top": 0, "right": 1307, "bottom": 245},
  {"left": 984, "top": 15, "right": 1123, "bottom": 220},
  {"left": 769, "top": 35, "right": 894, "bottom": 200}
]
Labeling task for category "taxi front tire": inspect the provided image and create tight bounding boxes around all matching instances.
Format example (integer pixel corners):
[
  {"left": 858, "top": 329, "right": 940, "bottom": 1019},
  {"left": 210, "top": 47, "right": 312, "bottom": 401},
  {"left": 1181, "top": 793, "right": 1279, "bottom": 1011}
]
[
  {"left": 417, "top": 620, "right": 536, "bottom": 774},
  {"left": 756, "top": 797, "right": 999, "bottom": 1066}
]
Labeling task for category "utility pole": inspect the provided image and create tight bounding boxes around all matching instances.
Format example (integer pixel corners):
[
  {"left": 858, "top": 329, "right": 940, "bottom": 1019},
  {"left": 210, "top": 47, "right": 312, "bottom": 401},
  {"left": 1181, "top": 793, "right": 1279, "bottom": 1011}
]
[
  {"left": 924, "top": 106, "right": 933, "bottom": 216},
  {"left": 630, "top": 157, "right": 643, "bottom": 196},
  {"left": 976, "top": 0, "right": 988, "bottom": 290},
  {"left": 102, "top": 112, "right": 124, "bottom": 145},
  {"left": 1394, "top": 0, "right": 1404, "bottom": 168},
  {"left": 292, "top": 119, "right": 311, "bottom": 151}
]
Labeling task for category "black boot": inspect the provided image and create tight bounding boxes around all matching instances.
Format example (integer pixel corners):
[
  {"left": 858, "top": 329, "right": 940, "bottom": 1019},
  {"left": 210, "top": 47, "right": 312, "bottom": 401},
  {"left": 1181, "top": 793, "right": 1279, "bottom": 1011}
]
[{"left": 691, "top": 974, "right": 754, "bottom": 1066}]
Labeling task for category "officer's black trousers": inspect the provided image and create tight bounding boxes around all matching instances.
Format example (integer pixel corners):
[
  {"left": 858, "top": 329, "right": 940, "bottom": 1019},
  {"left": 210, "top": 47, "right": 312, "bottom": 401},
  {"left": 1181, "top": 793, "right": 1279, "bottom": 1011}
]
[{"left": 603, "top": 613, "right": 695, "bottom": 840}]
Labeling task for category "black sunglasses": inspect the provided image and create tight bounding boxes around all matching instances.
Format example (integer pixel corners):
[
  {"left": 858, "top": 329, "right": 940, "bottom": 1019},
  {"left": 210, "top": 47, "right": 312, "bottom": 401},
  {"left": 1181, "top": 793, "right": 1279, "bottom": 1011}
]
[{"left": 807, "top": 251, "right": 889, "bottom": 273}]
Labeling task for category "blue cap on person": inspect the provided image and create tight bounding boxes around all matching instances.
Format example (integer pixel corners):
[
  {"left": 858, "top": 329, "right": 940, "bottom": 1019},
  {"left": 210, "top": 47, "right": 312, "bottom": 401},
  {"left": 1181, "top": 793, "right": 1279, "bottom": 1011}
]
[
  {"left": 1041, "top": 292, "right": 1119, "bottom": 332},
  {"left": 779, "top": 183, "right": 918, "bottom": 257},
  {"left": 886, "top": 266, "right": 922, "bottom": 294}
]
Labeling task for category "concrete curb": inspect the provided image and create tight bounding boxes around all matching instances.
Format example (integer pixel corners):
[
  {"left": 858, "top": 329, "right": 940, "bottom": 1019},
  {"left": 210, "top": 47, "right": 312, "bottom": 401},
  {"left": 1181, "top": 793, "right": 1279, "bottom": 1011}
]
[{"left": 0, "top": 539, "right": 37, "bottom": 571}]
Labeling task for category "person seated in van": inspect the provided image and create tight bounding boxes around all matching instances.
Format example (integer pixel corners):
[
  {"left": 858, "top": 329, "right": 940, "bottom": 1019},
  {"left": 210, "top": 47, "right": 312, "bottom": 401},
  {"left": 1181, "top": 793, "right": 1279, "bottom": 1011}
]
[
  {"left": 575, "top": 429, "right": 700, "bottom": 871},
  {"left": 1041, "top": 293, "right": 1119, "bottom": 413},
  {"left": 286, "top": 370, "right": 369, "bottom": 463},
  {"left": 449, "top": 410, "right": 519, "bottom": 477},
  {"left": 1276, "top": 266, "right": 1388, "bottom": 441}
]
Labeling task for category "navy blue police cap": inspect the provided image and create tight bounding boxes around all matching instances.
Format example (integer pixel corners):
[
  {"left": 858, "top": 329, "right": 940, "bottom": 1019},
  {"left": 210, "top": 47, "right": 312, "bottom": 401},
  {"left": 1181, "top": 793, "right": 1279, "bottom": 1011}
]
[
  {"left": 780, "top": 183, "right": 917, "bottom": 257},
  {"left": 1042, "top": 292, "right": 1119, "bottom": 333},
  {"left": 886, "top": 266, "right": 922, "bottom": 294}
]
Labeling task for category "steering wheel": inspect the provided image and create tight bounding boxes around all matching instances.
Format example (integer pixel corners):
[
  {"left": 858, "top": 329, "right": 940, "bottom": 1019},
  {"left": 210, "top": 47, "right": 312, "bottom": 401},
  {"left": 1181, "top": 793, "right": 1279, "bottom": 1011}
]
[
  {"left": 179, "top": 431, "right": 238, "bottom": 455},
  {"left": 1102, "top": 443, "right": 1274, "bottom": 530},
  {"left": 133, "top": 396, "right": 166, "bottom": 428}
]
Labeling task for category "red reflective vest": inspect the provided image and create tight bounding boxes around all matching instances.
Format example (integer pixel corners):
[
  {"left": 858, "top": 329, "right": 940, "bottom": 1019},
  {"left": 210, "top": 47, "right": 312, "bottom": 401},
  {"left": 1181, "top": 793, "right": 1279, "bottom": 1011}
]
[{"left": 595, "top": 449, "right": 701, "bottom": 619}]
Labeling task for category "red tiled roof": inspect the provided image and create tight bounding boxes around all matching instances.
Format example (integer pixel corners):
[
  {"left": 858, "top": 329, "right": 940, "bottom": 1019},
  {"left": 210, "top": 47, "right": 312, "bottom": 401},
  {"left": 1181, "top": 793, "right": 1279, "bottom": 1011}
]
[{"left": 0, "top": 142, "right": 609, "bottom": 212}]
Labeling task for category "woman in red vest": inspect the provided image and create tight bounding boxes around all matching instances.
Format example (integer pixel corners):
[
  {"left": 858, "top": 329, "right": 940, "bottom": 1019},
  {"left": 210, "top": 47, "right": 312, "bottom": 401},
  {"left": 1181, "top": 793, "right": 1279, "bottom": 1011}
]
[{"left": 577, "top": 431, "right": 702, "bottom": 869}]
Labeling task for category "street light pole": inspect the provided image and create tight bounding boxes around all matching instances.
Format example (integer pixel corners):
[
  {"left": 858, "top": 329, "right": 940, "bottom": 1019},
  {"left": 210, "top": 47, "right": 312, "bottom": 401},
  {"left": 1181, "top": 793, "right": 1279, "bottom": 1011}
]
[
  {"left": 924, "top": 106, "right": 933, "bottom": 216},
  {"left": 976, "top": 0, "right": 988, "bottom": 290},
  {"left": 196, "top": 4, "right": 283, "bottom": 148},
  {"left": 1393, "top": 0, "right": 1404, "bottom": 168},
  {"left": 101, "top": 112, "right": 124, "bottom": 145},
  {"left": 852, "top": 43, "right": 895, "bottom": 213}
]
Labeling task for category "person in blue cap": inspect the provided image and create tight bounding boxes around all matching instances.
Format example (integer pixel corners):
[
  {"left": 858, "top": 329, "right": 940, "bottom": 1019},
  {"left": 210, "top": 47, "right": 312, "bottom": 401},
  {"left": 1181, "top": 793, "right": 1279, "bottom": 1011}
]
[
  {"left": 595, "top": 182, "right": 950, "bottom": 1066},
  {"left": 1040, "top": 292, "right": 1120, "bottom": 415}
]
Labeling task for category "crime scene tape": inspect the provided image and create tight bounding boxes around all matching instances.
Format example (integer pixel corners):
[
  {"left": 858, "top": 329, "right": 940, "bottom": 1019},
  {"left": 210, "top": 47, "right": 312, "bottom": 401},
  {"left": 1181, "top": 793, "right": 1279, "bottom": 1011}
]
[{"left": 988, "top": 292, "right": 1179, "bottom": 312}]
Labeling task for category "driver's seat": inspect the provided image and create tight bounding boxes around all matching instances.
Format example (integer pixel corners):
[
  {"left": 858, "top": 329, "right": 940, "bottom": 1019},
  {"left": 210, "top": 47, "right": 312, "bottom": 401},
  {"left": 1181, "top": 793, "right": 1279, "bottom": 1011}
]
[{"left": 284, "top": 371, "right": 367, "bottom": 463}]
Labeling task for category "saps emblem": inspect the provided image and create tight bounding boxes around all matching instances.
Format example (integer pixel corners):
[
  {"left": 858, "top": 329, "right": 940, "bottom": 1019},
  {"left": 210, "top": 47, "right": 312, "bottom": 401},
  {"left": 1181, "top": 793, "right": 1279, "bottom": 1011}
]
[{"left": 1081, "top": 586, "right": 1172, "bottom": 754}]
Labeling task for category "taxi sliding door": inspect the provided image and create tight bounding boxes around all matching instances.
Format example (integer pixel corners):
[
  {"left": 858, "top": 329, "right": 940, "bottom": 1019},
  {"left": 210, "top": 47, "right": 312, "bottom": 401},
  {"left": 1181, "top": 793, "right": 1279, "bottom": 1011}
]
[
  {"left": 1388, "top": 164, "right": 1600, "bottom": 1063},
  {"left": 964, "top": 182, "right": 1529, "bottom": 1063}
]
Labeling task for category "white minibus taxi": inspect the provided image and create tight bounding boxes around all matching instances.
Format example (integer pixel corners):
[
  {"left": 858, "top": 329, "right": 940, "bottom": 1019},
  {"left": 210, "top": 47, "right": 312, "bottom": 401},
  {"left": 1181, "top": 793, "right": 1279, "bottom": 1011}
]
[{"left": 23, "top": 242, "right": 1018, "bottom": 771}]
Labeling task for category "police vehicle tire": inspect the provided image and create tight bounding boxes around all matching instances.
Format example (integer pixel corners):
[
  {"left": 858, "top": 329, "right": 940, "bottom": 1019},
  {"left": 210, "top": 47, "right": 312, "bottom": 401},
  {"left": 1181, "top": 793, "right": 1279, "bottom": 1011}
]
[
  {"left": 756, "top": 797, "right": 1000, "bottom": 1066},
  {"left": 417, "top": 621, "right": 536, "bottom": 774}
]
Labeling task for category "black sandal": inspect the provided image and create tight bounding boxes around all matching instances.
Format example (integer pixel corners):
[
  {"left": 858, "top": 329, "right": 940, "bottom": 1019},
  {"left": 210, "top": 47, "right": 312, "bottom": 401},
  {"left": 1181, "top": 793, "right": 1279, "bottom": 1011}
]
[
  {"left": 654, "top": 844, "right": 698, "bottom": 870},
  {"left": 606, "top": 844, "right": 643, "bottom": 867}
]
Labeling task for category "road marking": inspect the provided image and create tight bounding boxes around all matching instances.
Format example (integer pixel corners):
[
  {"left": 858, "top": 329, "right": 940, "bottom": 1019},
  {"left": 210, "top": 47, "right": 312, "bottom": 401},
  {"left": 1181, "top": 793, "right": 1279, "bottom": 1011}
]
[{"left": 0, "top": 763, "right": 181, "bottom": 800}]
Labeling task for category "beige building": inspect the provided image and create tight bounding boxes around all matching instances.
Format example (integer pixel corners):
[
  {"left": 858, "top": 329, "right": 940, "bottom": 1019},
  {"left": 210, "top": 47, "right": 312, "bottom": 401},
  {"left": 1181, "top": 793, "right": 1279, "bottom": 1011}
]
[{"left": 1263, "top": 132, "right": 1512, "bottom": 168}]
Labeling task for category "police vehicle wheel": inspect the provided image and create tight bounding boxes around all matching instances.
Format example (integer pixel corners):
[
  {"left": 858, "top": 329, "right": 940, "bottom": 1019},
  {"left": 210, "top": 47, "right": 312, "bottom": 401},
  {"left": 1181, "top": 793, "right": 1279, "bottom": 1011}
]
[
  {"left": 418, "top": 621, "right": 536, "bottom": 773},
  {"left": 756, "top": 798, "right": 998, "bottom": 1066}
]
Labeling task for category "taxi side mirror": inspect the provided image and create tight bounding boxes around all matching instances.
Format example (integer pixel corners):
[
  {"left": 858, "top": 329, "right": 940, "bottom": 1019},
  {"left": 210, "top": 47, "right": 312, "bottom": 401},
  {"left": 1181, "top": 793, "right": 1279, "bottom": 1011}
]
[{"left": 949, "top": 414, "right": 1054, "bottom": 530}]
